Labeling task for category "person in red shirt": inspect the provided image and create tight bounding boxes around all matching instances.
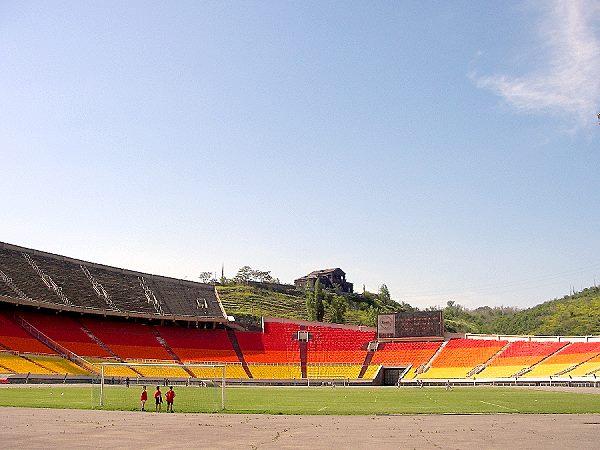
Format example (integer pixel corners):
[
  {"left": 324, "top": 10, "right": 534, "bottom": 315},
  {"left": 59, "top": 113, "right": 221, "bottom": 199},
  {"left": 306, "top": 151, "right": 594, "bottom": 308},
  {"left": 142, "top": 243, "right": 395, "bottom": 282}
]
[
  {"left": 154, "top": 386, "right": 163, "bottom": 412},
  {"left": 165, "top": 386, "right": 176, "bottom": 413},
  {"left": 140, "top": 386, "right": 148, "bottom": 411}
]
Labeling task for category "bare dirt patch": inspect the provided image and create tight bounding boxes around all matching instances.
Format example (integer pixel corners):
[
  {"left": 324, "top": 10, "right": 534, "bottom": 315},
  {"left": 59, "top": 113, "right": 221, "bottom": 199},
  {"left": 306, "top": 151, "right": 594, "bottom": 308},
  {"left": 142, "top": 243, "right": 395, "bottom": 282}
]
[{"left": 1, "top": 407, "right": 599, "bottom": 449}]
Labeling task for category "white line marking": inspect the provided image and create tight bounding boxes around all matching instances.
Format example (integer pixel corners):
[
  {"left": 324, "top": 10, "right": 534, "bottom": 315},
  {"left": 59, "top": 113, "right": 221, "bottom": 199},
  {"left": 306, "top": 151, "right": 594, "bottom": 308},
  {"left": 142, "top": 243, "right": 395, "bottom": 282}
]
[
  {"left": 318, "top": 406, "right": 328, "bottom": 411},
  {"left": 479, "top": 400, "right": 520, "bottom": 412}
]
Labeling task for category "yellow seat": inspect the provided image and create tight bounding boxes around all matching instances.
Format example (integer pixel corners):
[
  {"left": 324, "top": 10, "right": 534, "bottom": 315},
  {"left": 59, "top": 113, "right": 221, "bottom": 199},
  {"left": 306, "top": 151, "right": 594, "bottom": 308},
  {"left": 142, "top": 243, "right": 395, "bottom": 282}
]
[
  {"left": 0, "top": 353, "right": 54, "bottom": 374},
  {"left": 476, "top": 365, "right": 522, "bottom": 378},
  {"left": 249, "top": 364, "right": 301, "bottom": 379},
  {"left": 131, "top": 363, "right": 189, "bottom": 378},
  {"left": 188, "top": 365, "right": 247, "bottom": 379},
  {"left": 306, "top": 365, "right": 362, "bottom": 379},
  {"left": 418, "top": 367, "right": 471, "bottom": 379},
  {"left": 362, "top": 365, "right": 381, "bottom": 380},
  {"left": 523, "top": 363, "right": 573, "bottom": 377},
  {"left": 564, "top": 358, "right": 600, "bottom": 376},
  {"left": 90, "top": 359, "right": 139, "bottom": 377},
  {"left": 28, "top": 355, "right": 89, "bottom": 375}
]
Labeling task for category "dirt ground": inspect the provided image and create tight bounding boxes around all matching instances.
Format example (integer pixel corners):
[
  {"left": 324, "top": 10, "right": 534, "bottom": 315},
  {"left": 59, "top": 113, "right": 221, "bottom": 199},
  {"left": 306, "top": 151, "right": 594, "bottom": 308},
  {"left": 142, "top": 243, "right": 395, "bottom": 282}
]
[{"left": 1, "top": 407, "right": 599, "bottom": 449}]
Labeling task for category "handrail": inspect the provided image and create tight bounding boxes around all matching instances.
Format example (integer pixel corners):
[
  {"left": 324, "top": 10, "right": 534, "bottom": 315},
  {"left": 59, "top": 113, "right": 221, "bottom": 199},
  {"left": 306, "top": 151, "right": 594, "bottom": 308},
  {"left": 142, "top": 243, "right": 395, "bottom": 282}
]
[{"left": 16, "top": 316, "right": 98, "bottom": 374}]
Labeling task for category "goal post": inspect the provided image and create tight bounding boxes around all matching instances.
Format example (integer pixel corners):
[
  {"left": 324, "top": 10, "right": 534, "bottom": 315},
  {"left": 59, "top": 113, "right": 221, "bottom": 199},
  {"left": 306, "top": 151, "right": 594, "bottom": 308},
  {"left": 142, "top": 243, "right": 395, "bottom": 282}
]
[{"left": 98, "top": 362, "right": 226, "bottom": 411}]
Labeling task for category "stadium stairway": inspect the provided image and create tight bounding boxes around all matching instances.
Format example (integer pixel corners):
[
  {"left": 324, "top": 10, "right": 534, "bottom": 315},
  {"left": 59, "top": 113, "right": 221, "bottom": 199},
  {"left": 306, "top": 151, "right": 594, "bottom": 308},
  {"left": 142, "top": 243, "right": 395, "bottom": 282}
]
[
  {"left": 0, "top": 352, "right": 54, "bottom": 375},
  {"left": 518, "top": 342, "right": 573, "bottom": 377},
  {"left": 418, "top": 338, "right": 508, "bottom": 380},
  {"left": 305, "top": 324, "right": 375, "bottom": 364},
  {"left": 19, "top": 310, "right": 110, "bottom": 358},
  {"left": 77, "top": 320, "right": 146, "bottom": 377},
  {"left": 567, "top": 354, "right": 600, "bottom": 376},
  {"left": 467, "top": 341, "right": 511, "bottom": 377},
  {"left": 152, "top": 327, "right": 196, "bottom": 378},
  {"left": 524, "top": 342, "right": 600, "bottom": 377},
  {"left": 477, "top": 341, "right": 568, "bottom": 378},
  {"left": 371, "top": 341, "right": 442, "bottom": 379},
  {"left": 0, "top": 311, "right": 55, "bottom": 354},
  {"left": 560, "top": 350, "right": 600, "bottom": 377},
  {"left": 423, "top": 340, "right": 449, "bottom": 370},
  {"left": 226, "top": 328, "right": 252, "bottom": 378},
  {"left": 80, "top": 317, "right": 173, "bottom": 360},
  {"left": 299, "top": 325, "right": 307, "bottom": 379},
  {"left": 76, "top": 321, "right": 145, "bottom": 377},
  {"left": 358, "top": 348, "right": 375, "bottom": 379},
  {"left": 15, "top": 315, "right": 98, "bottom": 374}
]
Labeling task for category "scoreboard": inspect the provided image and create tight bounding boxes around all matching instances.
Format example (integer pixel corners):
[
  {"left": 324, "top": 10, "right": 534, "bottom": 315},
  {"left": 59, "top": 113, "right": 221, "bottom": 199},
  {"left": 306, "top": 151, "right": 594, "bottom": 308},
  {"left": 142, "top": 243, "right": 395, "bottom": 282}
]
[{"left": 377, "top": 311, "right": 444, "bottom": 339}]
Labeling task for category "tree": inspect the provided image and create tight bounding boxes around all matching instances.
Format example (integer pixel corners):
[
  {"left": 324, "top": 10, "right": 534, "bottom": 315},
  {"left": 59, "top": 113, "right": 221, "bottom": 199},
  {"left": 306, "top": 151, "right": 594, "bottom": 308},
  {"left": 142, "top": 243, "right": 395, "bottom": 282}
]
[
  {"left": 232, "top": 266, "right": 278, "bottom": 284},
  {"left": 233, "top": 266, "right": 254, "bottom": 284},
  {"left": 305, "top": 285, "right": 316, "bottom": 321},
  {"left": 252, "top": 269, "right": 275, "bottom": 283},
  {"left": 328, "top": 294, "right": 347, "bottom": 323},
  {"left": 366, "top": 305, "right": 380, "bottom": 327},
  {"left": 314, "top": 279, "right": 325, "bottom": 321},
  {"left": 378, "top": 284, "right": 391, "bottom": 304},
  {"left": 198, "top": 272, "right": 213, "bottom": 284}
]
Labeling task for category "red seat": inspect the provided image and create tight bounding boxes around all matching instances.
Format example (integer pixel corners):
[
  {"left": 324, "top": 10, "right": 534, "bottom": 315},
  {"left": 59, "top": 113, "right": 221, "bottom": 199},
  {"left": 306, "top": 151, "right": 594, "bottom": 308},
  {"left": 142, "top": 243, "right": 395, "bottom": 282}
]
[{"left": 0, "top": 312, "right": 55, "bottom": 354}]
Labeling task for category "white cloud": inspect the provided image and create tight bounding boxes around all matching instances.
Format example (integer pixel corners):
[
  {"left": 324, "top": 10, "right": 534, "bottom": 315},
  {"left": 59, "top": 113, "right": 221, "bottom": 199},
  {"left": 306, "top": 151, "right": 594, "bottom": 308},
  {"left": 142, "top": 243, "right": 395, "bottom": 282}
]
[{"left": 474, "top": 0, "right": 600, "bottom": 128}]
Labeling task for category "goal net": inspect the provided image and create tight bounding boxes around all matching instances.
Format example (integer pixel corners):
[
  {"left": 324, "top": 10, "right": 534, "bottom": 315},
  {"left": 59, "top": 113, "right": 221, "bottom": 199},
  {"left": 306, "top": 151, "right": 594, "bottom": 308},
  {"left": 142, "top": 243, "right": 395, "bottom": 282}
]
[{"left": 95, "top": 362, "right": 226, "bottom": 412}]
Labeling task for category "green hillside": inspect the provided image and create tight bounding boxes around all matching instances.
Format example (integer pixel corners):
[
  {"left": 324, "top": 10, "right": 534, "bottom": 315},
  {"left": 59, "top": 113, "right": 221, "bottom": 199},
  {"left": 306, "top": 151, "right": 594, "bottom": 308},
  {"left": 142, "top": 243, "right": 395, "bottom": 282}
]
[
  {"left": 496, "top": 286, "right": 600, "bottom": 335},
  {"left": 217, "top": 284, "right": 309, "bottom": 321},
  {"left": 216, "top": 283, "right": 405, "bottom": 326},
  {"left": 442, "top": 286, "right": 600, "bottom": 335},
  {"left": 218, "top": 282, "right": 600, "bottom": 336}
]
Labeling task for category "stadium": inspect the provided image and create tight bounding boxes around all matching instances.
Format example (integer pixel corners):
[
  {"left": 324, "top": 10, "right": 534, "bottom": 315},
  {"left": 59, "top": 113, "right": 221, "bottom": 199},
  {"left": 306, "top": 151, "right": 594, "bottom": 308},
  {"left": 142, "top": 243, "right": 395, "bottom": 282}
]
[
  {"left": 3, "top": 241, "right": 600, "bottom": 388},
  {"left": 2, "top": 1, "right": 600, "bottom": 447},
  {"left": 1, "top": 240, "right": 599, "bottom": 442}
]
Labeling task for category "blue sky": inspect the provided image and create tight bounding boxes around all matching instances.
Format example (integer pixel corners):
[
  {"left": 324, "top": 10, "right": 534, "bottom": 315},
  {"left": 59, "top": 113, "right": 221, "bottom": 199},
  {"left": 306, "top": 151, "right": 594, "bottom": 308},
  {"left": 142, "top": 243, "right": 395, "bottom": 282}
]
[{"left": 1, "top": 1, "right": 599, "bottom": 309}]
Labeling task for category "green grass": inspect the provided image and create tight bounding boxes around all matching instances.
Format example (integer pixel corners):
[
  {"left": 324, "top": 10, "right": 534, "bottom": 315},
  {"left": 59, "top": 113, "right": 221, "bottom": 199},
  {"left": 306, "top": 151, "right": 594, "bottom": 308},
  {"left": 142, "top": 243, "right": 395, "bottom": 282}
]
[
  {"left": 217, "top": 285, "right": 309, "bottom": 321},
  {"left": 0, "top": 386, "right": 599, "bottom": 415}
]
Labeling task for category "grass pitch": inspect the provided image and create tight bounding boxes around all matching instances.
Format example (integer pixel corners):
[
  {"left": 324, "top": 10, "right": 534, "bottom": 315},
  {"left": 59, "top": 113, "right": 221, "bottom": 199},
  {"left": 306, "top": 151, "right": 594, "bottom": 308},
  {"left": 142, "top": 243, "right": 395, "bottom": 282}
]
[{"left": 0, "top": 385, "right": 599, "bottom": 415}]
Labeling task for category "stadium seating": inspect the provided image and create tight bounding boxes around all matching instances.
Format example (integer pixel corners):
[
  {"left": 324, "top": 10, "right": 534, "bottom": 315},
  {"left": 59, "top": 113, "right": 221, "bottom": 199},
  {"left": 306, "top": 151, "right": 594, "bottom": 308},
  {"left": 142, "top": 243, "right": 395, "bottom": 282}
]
[
  {"left": 18, "top": 311, "right": 110, "bottom": 357},
  {"left": 524, "top": 342, "right": 600, "bottom": 377},
  {"left": 26, "top": 355, "right": 89, "bottom": 375},
  {"left": 0, "top": 352, "right": 54, "bottom": 374},
  {"left": 0, "top": 242, "right": 225, "bottom": 320},
  {"left": 362, "top": 365, "right": 381, "bottom": 380},
  {"left": 236, "top": 322, "right": 300, "bottom": 363},
  {"left": 220, "top": 364, "right": 248, "bottom": 379},
  {"left": 157, "top": 326, "right": 239, "bottom": 362},
  {"left": 306, "top": 325, "right": 375, "bottom": 363},
  {"left": 90, "top": 359, "right": 139, "bottom": 377},
  {"left": 563, "top": 353, "right": 600, "bottom": 377},
  {"left": 129, "top": 362, "right": 190, "bottom": 379},
  {"left": 81, "top": 317, "right": 173, "bottom": 360},
  {"left": 248, "top": 364, "right": 302, "bottom": 379},
  {"left": 0, "top": 312, "right": 55, "bottom": 354},
  {"left": 477, "top": 341, "right": 566, "bottom": 378},
  {"left": 419, "top": 338, "right": 507, "bottom": 379},
  {"left": 306, "top": 364, "right": 363, "bottom": 379},
  {"left": 371, "top": 341, "right": 441, "bottom": 378}
]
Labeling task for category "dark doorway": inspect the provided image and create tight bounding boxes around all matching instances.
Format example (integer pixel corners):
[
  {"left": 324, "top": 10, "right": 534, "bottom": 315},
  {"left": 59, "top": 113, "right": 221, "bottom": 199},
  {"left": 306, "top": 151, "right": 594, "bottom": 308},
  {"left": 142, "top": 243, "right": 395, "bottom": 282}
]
[{"left": 382, "top": 368, "right": 405, "bottom": 386}]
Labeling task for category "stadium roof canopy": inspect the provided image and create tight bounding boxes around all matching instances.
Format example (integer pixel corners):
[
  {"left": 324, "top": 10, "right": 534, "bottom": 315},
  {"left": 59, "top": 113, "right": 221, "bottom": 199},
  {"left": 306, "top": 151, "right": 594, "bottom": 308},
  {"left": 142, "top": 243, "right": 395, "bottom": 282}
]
[{"left": 0, "top": 242, "right": 228, "bottom": 323}]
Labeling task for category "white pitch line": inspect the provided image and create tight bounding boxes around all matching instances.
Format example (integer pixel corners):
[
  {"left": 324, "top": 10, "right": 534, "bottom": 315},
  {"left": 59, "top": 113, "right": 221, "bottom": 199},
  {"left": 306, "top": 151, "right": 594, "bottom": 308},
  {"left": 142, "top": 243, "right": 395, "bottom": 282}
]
[
  {"left": 318, "top": 406, "right": 328, "bottom": 411},
  {"left": 479, "top": 400, "right": 520, "bottom": 412}
]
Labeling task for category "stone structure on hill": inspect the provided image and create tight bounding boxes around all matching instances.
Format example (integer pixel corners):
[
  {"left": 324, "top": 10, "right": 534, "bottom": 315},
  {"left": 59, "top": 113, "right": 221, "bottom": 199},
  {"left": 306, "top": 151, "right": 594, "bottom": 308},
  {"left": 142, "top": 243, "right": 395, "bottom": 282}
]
[{"left": 294, "top": 268, "right": 353, "bottom": 293}]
